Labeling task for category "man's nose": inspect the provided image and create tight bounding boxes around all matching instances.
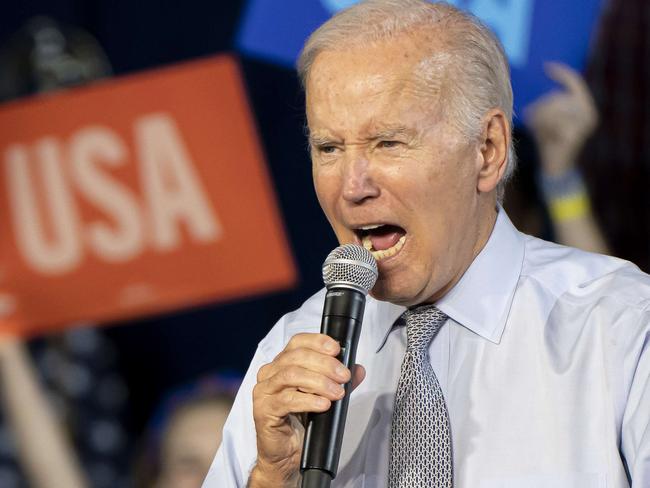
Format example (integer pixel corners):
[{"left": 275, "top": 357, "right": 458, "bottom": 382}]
[{"left": 341, "top": 151, "right": 380, "bottom": 203}]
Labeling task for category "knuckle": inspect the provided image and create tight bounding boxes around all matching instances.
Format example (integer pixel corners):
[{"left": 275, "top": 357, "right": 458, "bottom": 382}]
[
  {"left": 252, "top": 381, "right": 263, "bottom": 399},
  {"left": 283, "top": 388, "right": 299, "bottom": 406},
  {"left": 280, "top": 348, "right": 298, "bottom": 363},
  {"left": 288, "top": 333, "right": 309, "bottom": 347},
  {"left": 257, "top": 362, "right": 272, "bottom": 382},
  {"left": 252, "top": 384, "right": 270, "bottom": 410},
  {"left": 282, "top": 365, "right": 301, "bottom": 385},
  {"left": 282, "top": 389, "right": 307, "bottom": 413}
]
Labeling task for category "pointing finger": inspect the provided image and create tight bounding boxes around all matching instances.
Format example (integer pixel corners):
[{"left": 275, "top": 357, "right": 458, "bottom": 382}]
[{"left": 544, "top": 62, "right": 591, "bottom": 101}]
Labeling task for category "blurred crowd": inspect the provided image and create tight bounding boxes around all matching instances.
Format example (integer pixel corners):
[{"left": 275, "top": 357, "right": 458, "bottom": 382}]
[{"left": 0, "top": 0, "right": 648, "bottom": 486}]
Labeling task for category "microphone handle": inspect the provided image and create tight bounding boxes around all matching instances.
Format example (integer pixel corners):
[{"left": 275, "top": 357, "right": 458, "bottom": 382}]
[{"left": 300, "top": 288, "right": 366, "bottom": 487}]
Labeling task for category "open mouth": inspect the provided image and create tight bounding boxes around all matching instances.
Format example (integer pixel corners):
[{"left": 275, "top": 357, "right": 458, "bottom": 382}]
[{"left": 355, "top": 224, "right": 407, "bottom": 261}]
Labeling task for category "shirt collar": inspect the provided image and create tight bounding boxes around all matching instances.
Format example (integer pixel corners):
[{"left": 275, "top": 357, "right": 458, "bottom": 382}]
[{"left": 373, "top": 207, "right": 525, "bottom": 351}]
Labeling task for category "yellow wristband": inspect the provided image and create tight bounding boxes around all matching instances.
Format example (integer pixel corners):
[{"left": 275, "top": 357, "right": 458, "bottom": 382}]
[{"left": 548, "top": 192, "right": 591, "bottom": 222}]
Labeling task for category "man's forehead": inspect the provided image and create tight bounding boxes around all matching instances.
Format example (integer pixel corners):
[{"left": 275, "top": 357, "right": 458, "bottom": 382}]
[
  {"left": 305, "top": 38, "right": 448, "bottom": 105},
  {"left": 305, "top": 68, "right": 442, "bottom": 134}
]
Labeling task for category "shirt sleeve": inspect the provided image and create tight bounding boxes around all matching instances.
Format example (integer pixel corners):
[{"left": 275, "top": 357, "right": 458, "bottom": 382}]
[
  {"left": 202, "top": 344, "right": 272, "bottom": 488},
  {"left": 620, "top": 309, "right": 650, "bottom": 487},
  {"left": 202, "top": 290, "right": 324, "bottom": 487}
]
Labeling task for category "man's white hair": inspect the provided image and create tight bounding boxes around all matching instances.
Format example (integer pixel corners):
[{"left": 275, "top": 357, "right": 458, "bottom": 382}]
[{"left": 297, "top": 0, "right": 516, "bottom": 202}]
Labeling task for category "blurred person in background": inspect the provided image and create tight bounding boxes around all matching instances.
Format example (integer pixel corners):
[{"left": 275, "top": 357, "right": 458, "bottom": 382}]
[
  {"left": 516, "top": 0, "right": 649, "bottom": 269},
  {"left": 135, "top": 374, "right": 240, "bottom": 488},
  {"left": 0, "top": 335, "right": 88, "bottom": 488},
  {"left": 578, "top": 0, "right": 650, "bottom": 272},
  {"left": 0, "top": 17, "right": 130, "bottom": 488},
  {"left": 523, "top": 61, "right": 609, "bottom": 255}
]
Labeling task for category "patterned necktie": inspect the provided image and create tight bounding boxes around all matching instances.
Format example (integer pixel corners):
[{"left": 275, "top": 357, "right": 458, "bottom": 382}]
[{"left": 389, "top": 305, "right": 453, "bottom": 487}]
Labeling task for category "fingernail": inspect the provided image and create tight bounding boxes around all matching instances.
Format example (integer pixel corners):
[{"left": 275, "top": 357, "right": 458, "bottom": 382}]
[
  {"left": 324, "top": 340, "right": 338, "bottom": 353},
  {"left": 316, "top": 397, "right": 329, "bottom": 408},
  {"left": 329, "top": 383, "right": 344, "bottom": 396}
]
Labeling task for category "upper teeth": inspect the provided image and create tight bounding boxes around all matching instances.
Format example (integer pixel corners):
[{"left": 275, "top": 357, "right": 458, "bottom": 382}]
[{"left": 358, "top": 224, "right": 383, "bottom": 230}]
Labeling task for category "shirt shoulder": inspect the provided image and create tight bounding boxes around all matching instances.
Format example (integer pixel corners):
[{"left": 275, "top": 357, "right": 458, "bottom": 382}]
[
  {"left": 520, "top": 234, "right": 650, "bottom": 311},
  {"left": 256, "top": 288, "right": 327, "bottom": 360}
]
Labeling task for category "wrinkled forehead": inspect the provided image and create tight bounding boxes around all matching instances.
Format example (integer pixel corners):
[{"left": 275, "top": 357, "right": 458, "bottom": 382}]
[
  {"left": 308, "top": 27, "right": 453, "bottom": 83},
  {"left": 305, "top": 36, "right": 452, "bottom": 123}
]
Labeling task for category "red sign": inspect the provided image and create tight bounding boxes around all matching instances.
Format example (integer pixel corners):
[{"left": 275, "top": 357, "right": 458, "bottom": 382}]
[{"left": 0, "top": 55, "right": 296, "bottom": 336}]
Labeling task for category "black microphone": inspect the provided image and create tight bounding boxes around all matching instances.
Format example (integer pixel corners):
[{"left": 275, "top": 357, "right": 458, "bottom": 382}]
[{"left": 300, "top": 244, "right": 378, "bottom": 488}]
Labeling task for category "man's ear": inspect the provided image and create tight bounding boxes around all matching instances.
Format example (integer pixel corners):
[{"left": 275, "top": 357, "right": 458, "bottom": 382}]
[{"left": 477, "top": 109, "right": 510, "bottom": 194}]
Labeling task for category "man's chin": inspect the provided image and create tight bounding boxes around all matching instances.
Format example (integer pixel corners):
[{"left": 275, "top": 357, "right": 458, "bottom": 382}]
[{"left": 369, "top": 281, "right": 422, "bottom": 307}]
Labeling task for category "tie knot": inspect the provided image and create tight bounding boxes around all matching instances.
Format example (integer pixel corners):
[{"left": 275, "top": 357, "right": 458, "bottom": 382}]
[{"left": 403, "top": 305, "right": 447, "bottom": 353}]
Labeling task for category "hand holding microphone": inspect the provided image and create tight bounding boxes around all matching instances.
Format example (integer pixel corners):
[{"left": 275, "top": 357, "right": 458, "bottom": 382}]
[{"left": 249, "top": 245, "right": 377, "bottom": 488}]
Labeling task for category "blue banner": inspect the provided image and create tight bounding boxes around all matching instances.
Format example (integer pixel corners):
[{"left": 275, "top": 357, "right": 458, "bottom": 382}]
[{"left": 237, "top": 0, "right": 604, "bottom": 120}]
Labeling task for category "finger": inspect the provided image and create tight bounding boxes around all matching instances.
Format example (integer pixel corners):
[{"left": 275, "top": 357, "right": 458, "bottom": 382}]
[
  {"left": 256, "top": 389, "right": 332, "bottom": 420},
  {"left": 284, "top": 333, "right": 341, "bottom": 356},
  {"left": 262, "top": 365, "right": 346, "bottom": 401},
  {"left": 278, "top": 348, "right": 350, "bottom": 381},
  {"left": 544, "top": 62, "right": 591, "bottom": 101},
  {"left": 277, "top": 389, "right": 332, "bottom": 415},
  {"left": 258, "top": 348, "right": 350, "bottom": 384}
]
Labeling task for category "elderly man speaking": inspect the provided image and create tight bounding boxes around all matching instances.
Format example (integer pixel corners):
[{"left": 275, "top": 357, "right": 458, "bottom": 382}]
[{"left": 205, "top": 1, "right": 650, "bottom": 487}]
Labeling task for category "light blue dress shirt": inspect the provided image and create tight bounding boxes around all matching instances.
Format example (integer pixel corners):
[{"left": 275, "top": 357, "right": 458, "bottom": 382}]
[{"left": 205, "top": 210, "right": 650, "bottom": 487}]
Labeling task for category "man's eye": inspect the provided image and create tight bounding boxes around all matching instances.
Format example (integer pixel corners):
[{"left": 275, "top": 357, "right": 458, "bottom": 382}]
[
  {"left": 378, "top": 140, "right": 400, "bottom": 149},
  {"left": 319, "top": 145, "right": 338, "bottom": 154}
]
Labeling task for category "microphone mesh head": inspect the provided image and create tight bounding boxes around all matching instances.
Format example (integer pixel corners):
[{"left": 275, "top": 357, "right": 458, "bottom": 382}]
[{"left": 322, "top": 244, "right": 378, "bottom": 294}]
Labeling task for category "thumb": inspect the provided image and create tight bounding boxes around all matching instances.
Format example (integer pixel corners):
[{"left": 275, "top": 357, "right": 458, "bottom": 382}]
[{"left": 349, "top": 364, "right": 366, "bottom": 393}]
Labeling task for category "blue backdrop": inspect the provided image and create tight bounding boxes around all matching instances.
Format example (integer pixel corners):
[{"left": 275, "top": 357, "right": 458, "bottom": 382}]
[{"left": 237, "top": 0, "right": 605, "bottom": 120}]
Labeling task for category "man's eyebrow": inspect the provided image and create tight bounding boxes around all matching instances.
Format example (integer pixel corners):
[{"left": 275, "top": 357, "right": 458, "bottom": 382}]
[
  {"left": 370, "top": 125, "right": 414, "bottom": 139},
  {"left": 308, "top": 134, "right": 339, "bottom": 146},
  {"left": 307, "top": 126, "right": 415, "bottom": 146}
]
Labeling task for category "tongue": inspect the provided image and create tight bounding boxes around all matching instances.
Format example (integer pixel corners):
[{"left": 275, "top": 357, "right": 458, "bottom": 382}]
[{"left": 369, "top": 226, "right": 404, "bottom": 251}]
